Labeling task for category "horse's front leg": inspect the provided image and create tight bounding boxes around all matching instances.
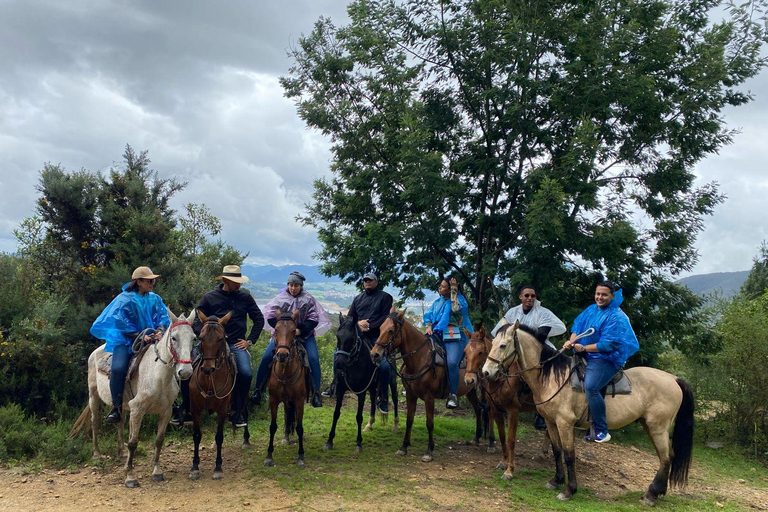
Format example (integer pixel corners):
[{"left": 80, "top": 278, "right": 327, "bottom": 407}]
[
  {"left": 501, "top": 406, "right": 521, "bottom": 481},
  {"left": 364, "top": 388, "right": 376, "bottom": 432},
  {"left": 397, "top": 389, "right": 417, "bottom": 456},
  {"left": 324, "top": 383, "right": 345, "bottom": 451},
  {"left": 241, "top": 406, "right": 251, "bottom": 449},
  {"left": 264, "top": 397, "right": 278, "bottom": 467},
  {"left": 190, "top": 413, "right": 202, "bottom": 480},
  {"left": 422, "top": 395, "right": 435, "bottom": 463},
  {"left": 466, "top": 389, "right": 483, "bottom": 445},
  {"left": 544, "top": 418, "right": 566, "bottom": 491},
  {"left": 295, "top": 400, "right": 305, "bottom": 467},
  {"left": 355, "top": 390, "right": 366, "bottom": 452},
  {"left": 555, "top": 423, "right": 578, "bottom": 501},
  {"left": 149, "top": 405, "right": 172, "bottom": 482},
  {"left": 124, "top": 405, "right": 145, "bottom": 488},
  {"left": 491, "top": 405, "right": 507, "bottom": 466},
  {"left": 213, "top": 411, "right": 226, "bottom": 479}
]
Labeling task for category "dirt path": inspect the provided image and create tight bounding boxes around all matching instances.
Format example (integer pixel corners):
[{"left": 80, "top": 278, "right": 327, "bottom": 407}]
[{"left": 2, "top": 428, "right": 767, "bottom": 512}]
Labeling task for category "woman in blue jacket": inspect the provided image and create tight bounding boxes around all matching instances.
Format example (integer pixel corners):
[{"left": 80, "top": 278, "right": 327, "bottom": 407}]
[{"left": 563, "top": 281, "right": 639, "bottom": 443}]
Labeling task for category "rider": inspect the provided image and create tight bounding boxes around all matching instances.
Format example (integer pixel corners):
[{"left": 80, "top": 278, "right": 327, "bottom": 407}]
[
  {"left": 423, "top": 276, "right": 473, "bottom": 409},
  {"left": 342, "top": 272, "right": 394, "bottom": 413},
  {"left": 90, "top": 266, "right": 169, "bottom": 424},
  {"left": 563, "top": 280, "right": 639, "bottom": 443},
  {"left": 491, "top": 284, "right": 566, "bottom": 429},
  {"left": 251, "top": 271, "right": 332, "bottom": 408},
  {"left": 174, "top": 265, "right": 264, "bottom": 428}
]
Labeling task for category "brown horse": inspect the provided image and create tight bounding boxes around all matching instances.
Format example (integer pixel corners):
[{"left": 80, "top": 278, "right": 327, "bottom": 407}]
[
  {"left": 464, "top": 327, "right": 542, "bottom": 481},
  {"left": 370, "top": 309, "right": 486, "bottom": 462},
  {"left": 264, "top": 309, "right": 307, "bottom": 467},
  {"left": 189, "top": 310, "right": 233, "bottom": 480},
  {"left": 483, "top": 321, "right": 694, "bottom": 505}
]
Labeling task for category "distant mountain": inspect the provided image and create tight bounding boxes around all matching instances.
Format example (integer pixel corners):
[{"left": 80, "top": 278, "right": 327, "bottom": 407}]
[
  {"left": 241, "top": 264, "right": 339, "bottom": 284},
  {"left": 676, "top": 270, "right": 749, "bottom": 298}
]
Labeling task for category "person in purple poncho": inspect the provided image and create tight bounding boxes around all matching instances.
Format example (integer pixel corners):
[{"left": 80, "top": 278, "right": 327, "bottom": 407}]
[
  {"left": 251, "top": 271, "right": 332, "bottom": 408},
  {"left": 90, "top": 266, "right": 170, "bottom": 424},
  {"left": 563, "top": 280, "right": 640, "bottom": 443}
]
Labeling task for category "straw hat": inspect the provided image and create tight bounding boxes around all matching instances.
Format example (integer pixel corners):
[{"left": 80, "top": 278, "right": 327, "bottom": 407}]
[{"left": 216, "top": 265, "right": 249, "bottom": 284}]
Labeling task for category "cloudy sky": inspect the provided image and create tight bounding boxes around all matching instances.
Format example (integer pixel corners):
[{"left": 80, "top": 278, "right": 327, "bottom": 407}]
[{"left": 1, "top": 1, "right": 766, "bottom": 277}]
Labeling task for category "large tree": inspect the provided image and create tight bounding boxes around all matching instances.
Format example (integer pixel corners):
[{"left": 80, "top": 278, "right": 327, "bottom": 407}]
[{"left": 284, "top": 0, "right": 767, "bottom": 325}]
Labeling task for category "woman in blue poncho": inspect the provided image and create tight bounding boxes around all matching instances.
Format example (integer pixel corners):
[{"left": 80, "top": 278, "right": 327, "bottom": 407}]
[
  {"left": 563, "top": 280, "right": 639, "bottom": 443},
  {"left": 423, "top": 277, "right": 473, "bottom": 410},
  {"left": 90, "top": 266, "right": 170, "bottom": 423}
]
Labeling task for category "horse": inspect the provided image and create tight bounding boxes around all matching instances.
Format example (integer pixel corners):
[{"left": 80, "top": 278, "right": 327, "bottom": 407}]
[
  {"left": 482, "top": 320, "right": 694, "bottom": 505},
  {"left": 464, "top": 326, "right": 543, "bottom": 481},
  {"left": 264, "top": 309, "right": 307, "bottom": 467},
  {"left": 70, "top": 308, "right": 195, "bottom": 488},
  {"left": 370, "top": 309, "right": 486, "bottom": 462},
  {"left": 189, "top": 310, "right": 234, "bottom": 480},
  {"left": 325, "top": 313, "right": 399, "bottom": 453}
]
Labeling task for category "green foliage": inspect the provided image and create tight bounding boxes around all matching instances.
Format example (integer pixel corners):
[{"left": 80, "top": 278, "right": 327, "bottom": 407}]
[
  {"left": 741, "top": 241, "right": 768, "bottom": 300},
  {"left": 284, "top": 0, "right": 767, "bottom": 342}
]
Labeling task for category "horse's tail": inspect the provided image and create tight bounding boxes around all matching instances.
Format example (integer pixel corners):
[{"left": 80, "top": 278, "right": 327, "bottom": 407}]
[
  {"left": 68, "top": 405, "right": 91, "bottom": 438},
  {"left": 669, "top": 378, "right": 694, "bottom": 488}
]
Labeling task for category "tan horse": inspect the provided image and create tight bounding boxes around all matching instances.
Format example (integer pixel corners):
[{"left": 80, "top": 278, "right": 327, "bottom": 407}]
[
  {"left": 70, "top": 309, "right": 195, "bottom": 487},
  {"left": 371, "top": 309, "right": 486, "bottom": 463},
  {"left": 483, "top": 320, "right": 694, "bottom": 505},
  {"left": 264, "top": 309, "right": 307, "bottom": 467},
  {"left": 464, "top": 327, "right": 542, "bottom": 480}
]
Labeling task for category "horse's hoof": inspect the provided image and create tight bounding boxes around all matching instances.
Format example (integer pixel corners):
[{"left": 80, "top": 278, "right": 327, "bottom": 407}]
[
  {"left": 264, "top": 459, "right": 274, "bottom": 467},
  {"left": 544, "top": 481, "right": 558, "bottom": 490},
  {"left": 297, "top": 459, "right": 305, "bottom": 468},
  {"left": 212, "top": 471, "right": 223, "bottom": 480},
  {"left": 92, "top": 453, "right": 101, "bottom": 461},
  {"left": 396, "top": 449, "right": 407, "bottom": 456},
  {"left": 501, "top": 472, "right": 513, "bottom": 481},
  {"left": 363, "top": 425, "right": 372, "bottom": 432},
  {"left": 151, "top": 474, "right": 164, "bottom": 482},
  {"left": 189, "top": 471, "right": 200, "bottom": 481},
  {"left": 242, "top": 443, "right": 252, "bottom": 450},
  {"left": 421, "top": 454, "right": 433, "bottom": 463},
  {"left": 324, "top": 442, "right": 333, "bottom": 451},
  {"left": 556, "top": 492, "right": 571, "bottom": 501},
  {"left": 642, "top": 493, "right": 657, "bottom": 506},
  {"left": 391, "top": 425, "right": 399, "bottom": 432},
  {"left": 125, "top": 479, "right": 140, "bottom": 488},
  {"left": 354, "top": 445, "right": 362, "bottom": 453}
]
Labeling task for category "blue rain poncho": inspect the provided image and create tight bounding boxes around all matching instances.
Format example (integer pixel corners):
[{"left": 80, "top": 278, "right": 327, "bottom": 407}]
[
  {"left": 571, "top": 288, "right": 639, "bottom": 367},
  {"left": 90, "top": 282, "right": 170, "bottom": 353},
  {"left": 423, "top": 292, "right": 474, "bottom": 335}
]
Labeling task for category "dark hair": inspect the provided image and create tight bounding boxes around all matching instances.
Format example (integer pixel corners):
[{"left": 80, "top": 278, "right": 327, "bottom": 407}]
[
  {"left": 439, "top": 275, "right": 464, "bottom": 296},
  {"left": 517, "top": 284, "right": 536, "bottom": 295},
  {"left": 596, "top": 280, "right": 617, "bottom": 293}
]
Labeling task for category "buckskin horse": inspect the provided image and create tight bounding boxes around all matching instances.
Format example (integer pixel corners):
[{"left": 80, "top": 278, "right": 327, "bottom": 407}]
[
  {"left": 483, "top": 320, "right": 694, "bottom": 505},
  {"left": 325, "top": 313, "right": 399, "bottom": 453},
  {"left": 70, "top": 309, "right": 196, "bottom": 488},
  {"left": 464, "top": 326, "right": 543, "bottom": 481},
  {"left": 189, "top": 310, "right": 234, "bottom": 480},
  {"left": 264, "top": 309, "right": 307, "bottom": 467},
  {"left": 370, "top": 309, "right": 486, "bottom": 462}
]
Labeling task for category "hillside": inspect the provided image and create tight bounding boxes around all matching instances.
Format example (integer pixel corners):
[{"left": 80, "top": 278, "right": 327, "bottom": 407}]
[{"left": 675, "top": 270, "right": 749, "bottom": 298}]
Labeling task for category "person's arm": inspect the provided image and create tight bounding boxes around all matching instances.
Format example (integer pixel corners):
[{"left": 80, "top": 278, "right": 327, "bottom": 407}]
[
  {"left": 246, "top": 298, "right": 265, "bottom": 344},
  {"left": 450, "top": 279, "right": 460, "bottom": 312},
  {"left": 192, "top": 295, "right": 209, "bottom": 337},
  {"left": 296, "top": 319, "right": 319, "bottom": 337},
  {"left": 367, "top": 293, "right": 394, "bottom": 331}
]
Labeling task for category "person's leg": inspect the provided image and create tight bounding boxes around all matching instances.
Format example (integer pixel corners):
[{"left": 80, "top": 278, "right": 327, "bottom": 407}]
[
  {"left": 250, "top": 339, "right": 276, "bottom": 406},
  {"left": 584, "top": 358, "right": 619, "bottom": 440},
  {"left": 107, "top": 344, "right": 130, "bottom": 422},
  {"left": 376, "top": 357, "right": 391, "bottom": 412},
  {"left": 444, "top": 339, "right": 465, "bottom": 408},
  {"left": 229, "top": 345, "right": 252, "bottom": 425},
  {"left": 303, "top": 335, "right": 323, "bottom": 408}
]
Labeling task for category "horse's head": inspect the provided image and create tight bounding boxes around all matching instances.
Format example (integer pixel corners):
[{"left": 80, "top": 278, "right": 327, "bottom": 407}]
[
  {"left": 464, "top": 326, "right": 488, "bottom": 386},
  {"left": 274, "top": 308, "right": 299, "bottom": 363},
  {"left": 371, "top": 307, "right": 404, "bottom": 365},
  {"left": 196, "top": 309, "right": 232, "bottom": 375},
  {"left": 334, "top": 313, "right": 357, "bottom": 369},
  {"left": 482, "top": 319, "right": 519, "bottom": 380},
  {"left": 167, "top": 308, "right": 196, "bottom": 380}
]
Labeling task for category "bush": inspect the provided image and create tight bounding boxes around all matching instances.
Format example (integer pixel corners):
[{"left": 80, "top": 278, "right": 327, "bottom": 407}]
[{"left": 0, "top": 404, "right": 43, "bottom": 461}]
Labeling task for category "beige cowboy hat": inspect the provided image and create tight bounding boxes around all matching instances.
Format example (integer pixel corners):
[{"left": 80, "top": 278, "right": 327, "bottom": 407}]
[
  {"left": 132, "top": 266, "right": 161, "bottom": 280},
  {"left": 216, "top": 264, "right": 249, "bottom": 284}
]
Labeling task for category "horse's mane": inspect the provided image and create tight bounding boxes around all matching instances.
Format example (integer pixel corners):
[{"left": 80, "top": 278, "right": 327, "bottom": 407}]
[{"left": 515, "top": 324, "right": 569, "bottom": 384}]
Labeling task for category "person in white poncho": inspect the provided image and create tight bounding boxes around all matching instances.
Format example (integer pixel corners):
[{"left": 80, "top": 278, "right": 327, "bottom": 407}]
[{"left": 490, "top": 284, "right": 566, "bottom": 430}]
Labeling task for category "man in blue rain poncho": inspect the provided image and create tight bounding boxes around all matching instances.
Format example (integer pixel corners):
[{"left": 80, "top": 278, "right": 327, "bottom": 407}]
[
  {"left": 90, "top": 266, "right": 170, "bottom": 424},
  {"left": 564, "top": 280, "right": 639, "bottom": 443}
]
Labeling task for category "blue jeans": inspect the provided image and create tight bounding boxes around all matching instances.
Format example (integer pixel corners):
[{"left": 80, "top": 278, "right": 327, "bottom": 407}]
[
  {"left": 109, "top": 344, "right": 131, "bottom": 407},
  {"left": 230, "top": 343, "right": 253, "bottom": 413},
  {"left": 584, "top": 357, "right": 621, "bottom": 434},
  {"left": 445, "top": 336, "right": 467, "bottom": 395},
  {"left": 255, "top": 335, "right": 321, "bottom": 392}
]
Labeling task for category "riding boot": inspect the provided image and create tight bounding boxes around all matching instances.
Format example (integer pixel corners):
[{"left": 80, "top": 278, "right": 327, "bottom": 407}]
[
  {"left": 249, "top": 375, "right": 267, "bottom": 406},
  {"left": 534, "top": 412, "right": 548, "bottom": 431},
  {"left": 446, "top": 393, "right": 458, "bottom": 409},
  {"left": 106, "top": 393, "right": 122, "bottom": 423},
  {"left": 311, "top": 391, "right": 323, "bottom": 408}
]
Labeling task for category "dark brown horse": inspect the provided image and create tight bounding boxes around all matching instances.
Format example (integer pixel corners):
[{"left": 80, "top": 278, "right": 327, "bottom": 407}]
[
  {"left": 464, "top": 327, "right": 543, "bottom": 480},
  {"left": 264, "top": 309, "right": 307, "bottom": 467},
  {"left": 370, "top": 309, "right": 486, "bottom": 462},
  {"left": 189, "top": 310, "right": 233, "bottom": 480}
]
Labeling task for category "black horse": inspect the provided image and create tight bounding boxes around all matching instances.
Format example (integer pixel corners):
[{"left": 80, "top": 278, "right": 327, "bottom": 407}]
[{"left": 325, "top": 313, "right": 399, "bottom": 452}]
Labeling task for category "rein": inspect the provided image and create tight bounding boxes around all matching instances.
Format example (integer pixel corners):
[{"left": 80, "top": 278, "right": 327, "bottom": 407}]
[
  {"left": 271, "top": 316, "right": 304, "bottom": 386},
  {"left": 193, "top": 319, "right": 236, "bottom": 400},
  {"left": 153, "top": 321, "right": 194, "bottom": 366},
  {"left": 338, "top": 325, "right": 379, "bottom": 395}
]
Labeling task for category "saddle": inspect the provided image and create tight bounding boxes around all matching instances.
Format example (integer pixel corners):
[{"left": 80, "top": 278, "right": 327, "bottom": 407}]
[
  {"left": 97, "top": 341, "right": 153, "bottom": 381},
  {"left": 570, "top": 356, "right": 632, "bottom": 396},
  {"left": 425, "top": 334, "right": 466, "bottom": 399}
]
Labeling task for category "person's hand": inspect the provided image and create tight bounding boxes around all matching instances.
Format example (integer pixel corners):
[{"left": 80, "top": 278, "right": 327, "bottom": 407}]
[
  {"left": 563, "top": 339, "right": 574, "bottom": 349},
  {"left": 573, "top": 343, "right": 585, "bottom": 353},
  {"left": 233, "top": 338, "right": 251, "bottom": 350},
  {"left": 295, "top": 328, "right": 301, "bottom": 336},
  {"left": 450, "top": 277, "right": 457, "bottom": 285},
  {"left": 425, "top": 327, "right": 433, "bottom": 336},
  {"left": 358, "top": 319, "right": 370, "bottom": 332}
]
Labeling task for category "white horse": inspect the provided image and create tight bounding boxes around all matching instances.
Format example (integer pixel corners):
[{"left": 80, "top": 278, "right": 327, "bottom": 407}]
[{"left": 70, "top": 308, "right": 195, "bottom": 487}]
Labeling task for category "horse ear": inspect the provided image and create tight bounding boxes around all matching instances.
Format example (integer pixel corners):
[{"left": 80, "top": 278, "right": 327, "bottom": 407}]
[
  {"left": 219, "top": 311, "right": 233, "bottom": 325},
  {"left": 185, "top": 310, "right": 196, "bottom": 324},
  {"left": 464, "top": 327, "right": 472, "bottom": 338},
  {"left": 276, "top": 308, "right": 282, "bottom": 317},
  {"left": 167, "top": 307, "right": 178, "bottom": 324},
  {"left": 501, "top": 318, "right": 509, "bottom": 326},
  {"left": 397, "top": 308, "right": 407, "bottom": 320},
  {"left": 389, "top": 305, "right": 397, "bottom": 313},
  {"left": 338, "top": 311, "right": 344, "bottom": 323},
  {"left": 197, "top": 309, "right": 209, "bottom": 324},
  {"left": 477, "top": 326, "right": 485, "bottom": 338},
  {"left": 291, "top": 309, "right": 300, "bottom": 321},
  {"left": 512, "top": 319, "right": 520, "bottom": 329}
]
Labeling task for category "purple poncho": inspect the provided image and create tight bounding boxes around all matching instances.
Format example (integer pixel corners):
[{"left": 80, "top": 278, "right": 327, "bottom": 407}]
[{"left": 263, "top": 288, "right": 332, "bottom": 337}]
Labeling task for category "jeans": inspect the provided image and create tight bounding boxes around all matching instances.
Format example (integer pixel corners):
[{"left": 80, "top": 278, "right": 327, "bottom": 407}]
[
  {"left": 109, "top": 344, "right": 131, "bottom": 407},
  {"left": 377, "top": 356, "right": 391, "bottom": 402},
  {"left": 584, "top": 357, "right": 621, "bottom": 434},
  {"left": 230, "top": 343, "right": 253, "bottom": 413},
  {"left": 255, "top": 335, "right": 321, "bottom": 392},
  {"left": 445, "top": 336, "right": 468, "bottom": 395}
]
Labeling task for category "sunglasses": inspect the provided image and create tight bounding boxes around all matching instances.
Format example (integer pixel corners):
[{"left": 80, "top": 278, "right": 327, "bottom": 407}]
[
  {"left": 363, "top": 278, "right": 374, "bottom": 282},
  {"left": 141, "top": 278, "right": 156, "bottom": 284},
  {"left": 522, "top": 293, "right": 536, "bottom": 298}
]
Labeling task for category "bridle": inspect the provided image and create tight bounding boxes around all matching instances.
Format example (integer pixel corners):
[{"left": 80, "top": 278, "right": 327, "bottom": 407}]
[
  {"left": 197, "top": 319, "right": 229, "bottom": 375},
  {"left": 373, "top": 312, "right": 404, "bottom": 354},
  {"left": 193, "top": 318, "right": 236, "bottom": 399},
  {"left": 271, "top": 314, "right": 303, "bottom": 385},
  {"left": 153, "top": 321, "right": 194, "bottom": 367},
  {"left": 336, "top": 320, "right": 379, "bottom": 394}
]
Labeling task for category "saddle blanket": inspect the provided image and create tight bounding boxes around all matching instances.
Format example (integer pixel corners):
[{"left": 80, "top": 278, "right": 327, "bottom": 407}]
[{"left": 570, "top": 357, "right": 632, "bottom": 396}]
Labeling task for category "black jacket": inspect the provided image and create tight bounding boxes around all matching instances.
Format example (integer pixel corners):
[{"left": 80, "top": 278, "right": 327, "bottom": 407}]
[
  {"left": 347, "top": 287, "right": 394, "bottom": 340},
  {"left": 192, "top": 283, "right": 265, "bottom": 344}
]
